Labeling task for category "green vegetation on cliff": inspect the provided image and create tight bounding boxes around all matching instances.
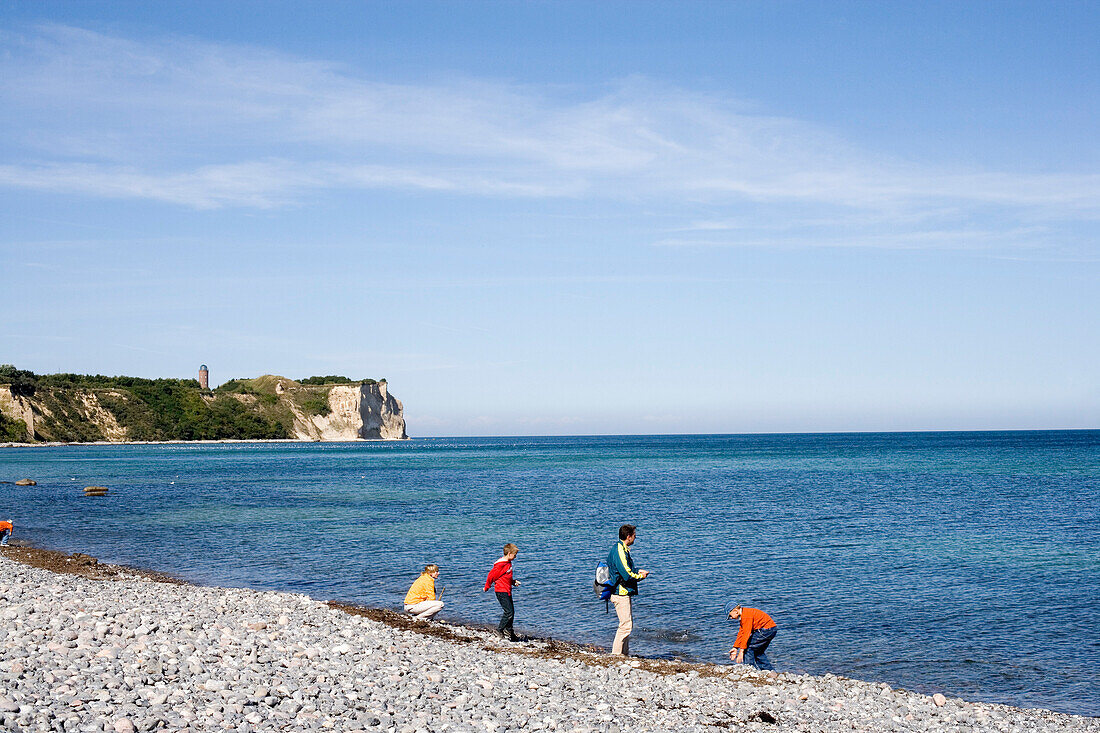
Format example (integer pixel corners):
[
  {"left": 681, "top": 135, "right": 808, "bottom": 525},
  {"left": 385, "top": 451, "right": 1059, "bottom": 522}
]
[
  {"left": 214, "top": 376, "right": 321, "bottom": 428},
  {"left": 298, "top": 375, "right": 383, "bottom": 386},
  {"left": 0, "top": 365, "right": 37, "bottom": 397},
  {"left": 0, "top": 366, "right": 290, "bottom": 441},
  {"left": 94, "top": 386, "right": 289, "bottom": 441},
  {"left": 0, "top": 412, "right": 28, "bottom": 442},
  {"left": 215, "top": 376, "right": 372, "bottom": 421}
]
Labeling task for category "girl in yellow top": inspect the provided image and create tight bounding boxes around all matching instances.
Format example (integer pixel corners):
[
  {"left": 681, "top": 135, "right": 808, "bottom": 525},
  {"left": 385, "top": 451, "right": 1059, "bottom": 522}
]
[{"left": 403, "top": 564, "right": 444, "bottom": 620}]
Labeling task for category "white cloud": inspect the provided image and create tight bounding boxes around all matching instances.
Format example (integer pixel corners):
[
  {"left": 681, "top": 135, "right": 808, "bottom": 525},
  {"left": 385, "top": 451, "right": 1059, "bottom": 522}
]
[
  {"left": 0, "top": 160, "right": 318, "bottom": 209},
  {"left": 0, "top": 24, "right": 1097, "bottom": 250}
]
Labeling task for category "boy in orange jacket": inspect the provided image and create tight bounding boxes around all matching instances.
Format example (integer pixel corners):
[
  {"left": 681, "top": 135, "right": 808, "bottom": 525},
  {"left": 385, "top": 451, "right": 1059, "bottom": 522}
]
[
  {"left": 484, "top": 543, "right": 521, "bottom": 641},
  {"left": 726, "top": 603, "right": 777, "bottom": 670}
]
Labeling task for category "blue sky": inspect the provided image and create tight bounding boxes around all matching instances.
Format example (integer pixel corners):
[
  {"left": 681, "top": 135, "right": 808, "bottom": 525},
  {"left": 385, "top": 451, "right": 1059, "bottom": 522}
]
[{"left": 2, "top": 1, "right": 1097, "bottom": 435}]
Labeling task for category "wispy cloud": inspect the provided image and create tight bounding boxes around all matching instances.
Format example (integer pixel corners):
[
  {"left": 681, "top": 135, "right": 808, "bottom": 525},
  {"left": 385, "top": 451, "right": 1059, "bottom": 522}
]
[
  {"left": 655, "top": 226, "right": 1056, "bottom": 252},
  {"left": 1, "top": 24, "right": 1097, "bottom": 250}
]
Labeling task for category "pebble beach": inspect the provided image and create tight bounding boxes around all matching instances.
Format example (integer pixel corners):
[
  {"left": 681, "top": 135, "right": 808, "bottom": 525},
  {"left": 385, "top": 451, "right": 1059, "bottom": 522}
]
[{"left": 0, "top": 548, "right": 1096, "bottom": 733}]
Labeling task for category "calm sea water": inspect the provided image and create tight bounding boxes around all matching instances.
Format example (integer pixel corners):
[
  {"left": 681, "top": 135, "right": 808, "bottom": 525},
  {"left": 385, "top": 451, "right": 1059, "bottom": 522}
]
[{"left": 2, "top": 432, "right": 1098, "bottom": 716}]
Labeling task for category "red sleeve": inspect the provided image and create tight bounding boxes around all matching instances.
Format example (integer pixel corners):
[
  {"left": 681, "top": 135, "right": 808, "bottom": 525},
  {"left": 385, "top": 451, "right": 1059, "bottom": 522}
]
[{"left": 484, "top": 563, "right": 505, "bottom": 591}]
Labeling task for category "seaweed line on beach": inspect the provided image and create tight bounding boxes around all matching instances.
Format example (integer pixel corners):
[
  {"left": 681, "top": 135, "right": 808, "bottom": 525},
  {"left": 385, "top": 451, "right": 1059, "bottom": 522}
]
[{"left": 2, "top": 542, "right": 770, "bottom": 683}]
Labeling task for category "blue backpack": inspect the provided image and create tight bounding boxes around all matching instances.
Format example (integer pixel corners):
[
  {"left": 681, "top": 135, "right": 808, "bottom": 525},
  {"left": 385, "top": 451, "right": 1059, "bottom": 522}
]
[{"left": 594, "top": 561, "right": 615, "bottom": 603}]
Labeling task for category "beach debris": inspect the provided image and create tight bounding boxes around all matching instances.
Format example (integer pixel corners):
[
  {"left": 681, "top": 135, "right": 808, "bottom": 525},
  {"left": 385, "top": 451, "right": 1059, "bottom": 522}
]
[
  {"left": 83, "top": 485, "right": 109, "bottom": 496},
  {"left": 15, "top": 478, "right": 36, "bottom": 486}
]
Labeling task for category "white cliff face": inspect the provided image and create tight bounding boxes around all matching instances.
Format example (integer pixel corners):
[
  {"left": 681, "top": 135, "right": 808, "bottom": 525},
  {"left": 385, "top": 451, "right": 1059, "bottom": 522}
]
[
  {"left": 298, "top": 382, "right": 407, "bottom": 441},
  {"left": 359, "top": 381, "right": 407, "bottom": 440}
]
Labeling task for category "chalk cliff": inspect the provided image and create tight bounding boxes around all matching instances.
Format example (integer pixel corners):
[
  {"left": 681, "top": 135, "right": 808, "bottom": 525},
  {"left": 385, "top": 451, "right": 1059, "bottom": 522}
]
[{"left": 290, "top": 381, "right": 407, "bottom": 441}]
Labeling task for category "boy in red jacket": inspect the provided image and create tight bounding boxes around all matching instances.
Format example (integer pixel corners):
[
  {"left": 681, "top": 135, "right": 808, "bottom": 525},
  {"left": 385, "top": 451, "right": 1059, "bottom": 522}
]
[{"left": 484, "top": 543, "right": 521, "bottom": 641}]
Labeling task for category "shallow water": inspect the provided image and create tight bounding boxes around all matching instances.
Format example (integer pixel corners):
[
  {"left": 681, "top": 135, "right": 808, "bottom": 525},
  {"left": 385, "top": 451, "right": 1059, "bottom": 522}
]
[{"left": 3, "top": 431, "right": 1098, "bottom": 716}]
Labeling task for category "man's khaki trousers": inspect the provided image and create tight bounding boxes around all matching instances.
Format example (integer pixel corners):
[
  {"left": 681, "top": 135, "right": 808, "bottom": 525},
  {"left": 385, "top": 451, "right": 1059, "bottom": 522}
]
[{"left": 611, "top": 594, "right": 632, "bottom": 655}]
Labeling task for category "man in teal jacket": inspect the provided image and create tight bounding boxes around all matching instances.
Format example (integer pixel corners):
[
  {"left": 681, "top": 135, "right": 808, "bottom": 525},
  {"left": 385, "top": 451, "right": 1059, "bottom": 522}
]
[{"left": 607, "top": 524, "right": 649, "bottom": 655}]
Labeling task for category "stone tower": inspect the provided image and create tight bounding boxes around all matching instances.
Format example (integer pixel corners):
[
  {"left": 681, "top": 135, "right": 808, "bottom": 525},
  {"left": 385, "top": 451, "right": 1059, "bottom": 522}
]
[{"left": 198, "top": 364, "right": 209, "bottom": 391}]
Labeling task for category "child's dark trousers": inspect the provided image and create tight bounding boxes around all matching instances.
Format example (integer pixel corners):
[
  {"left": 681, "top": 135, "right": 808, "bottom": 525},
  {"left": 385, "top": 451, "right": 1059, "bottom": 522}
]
[{"left": 495, "top": 591, "right": 514, "bottom": 635}]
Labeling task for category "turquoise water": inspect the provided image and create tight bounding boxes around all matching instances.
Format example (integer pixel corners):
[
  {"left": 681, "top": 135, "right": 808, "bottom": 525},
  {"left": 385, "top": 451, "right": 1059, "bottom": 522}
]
[{"left": 2, "top": 431, "right": 1098, "bottom": 716}]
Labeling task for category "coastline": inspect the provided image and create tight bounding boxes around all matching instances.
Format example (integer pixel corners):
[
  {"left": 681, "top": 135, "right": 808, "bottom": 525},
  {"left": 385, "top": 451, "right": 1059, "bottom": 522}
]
[
  {"left": 1, "top": 543, "right": 1095, "bottom": 732},
  {"left": 0, "top": 438, "right": 398, "bottom": 449}
]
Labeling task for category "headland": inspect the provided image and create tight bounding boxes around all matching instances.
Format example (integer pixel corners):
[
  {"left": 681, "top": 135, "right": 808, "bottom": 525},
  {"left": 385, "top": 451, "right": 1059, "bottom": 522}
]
[{"left": 0, "top": 366, "right": 407, "bottom": 444}]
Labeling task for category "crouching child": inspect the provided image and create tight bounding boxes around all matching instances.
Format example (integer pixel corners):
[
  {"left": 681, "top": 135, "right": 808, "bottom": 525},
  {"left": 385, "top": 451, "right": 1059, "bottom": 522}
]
[
  {"left": 404, "top": 565, "right": 445, "bottom": 620},
  {"left": 726, "top": 602, "right": 777, "bottom": 670}
]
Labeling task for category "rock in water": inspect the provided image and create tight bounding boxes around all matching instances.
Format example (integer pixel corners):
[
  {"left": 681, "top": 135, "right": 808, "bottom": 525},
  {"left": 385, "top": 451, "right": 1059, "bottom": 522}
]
[{"left": 15, "top": 479, "right": 36, "bottom": 486}]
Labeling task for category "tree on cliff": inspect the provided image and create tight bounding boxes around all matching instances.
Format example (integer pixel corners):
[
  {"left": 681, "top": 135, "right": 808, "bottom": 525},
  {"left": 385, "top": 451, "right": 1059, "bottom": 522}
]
[{"left": 0, "top": 365, "right": 38, "bottom": 397}]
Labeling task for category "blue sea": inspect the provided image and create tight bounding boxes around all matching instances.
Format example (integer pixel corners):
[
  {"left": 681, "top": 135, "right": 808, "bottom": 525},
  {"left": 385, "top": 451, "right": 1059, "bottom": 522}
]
[{"left": 2, "top": 431, "right": 1098, "bottom": 717}]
